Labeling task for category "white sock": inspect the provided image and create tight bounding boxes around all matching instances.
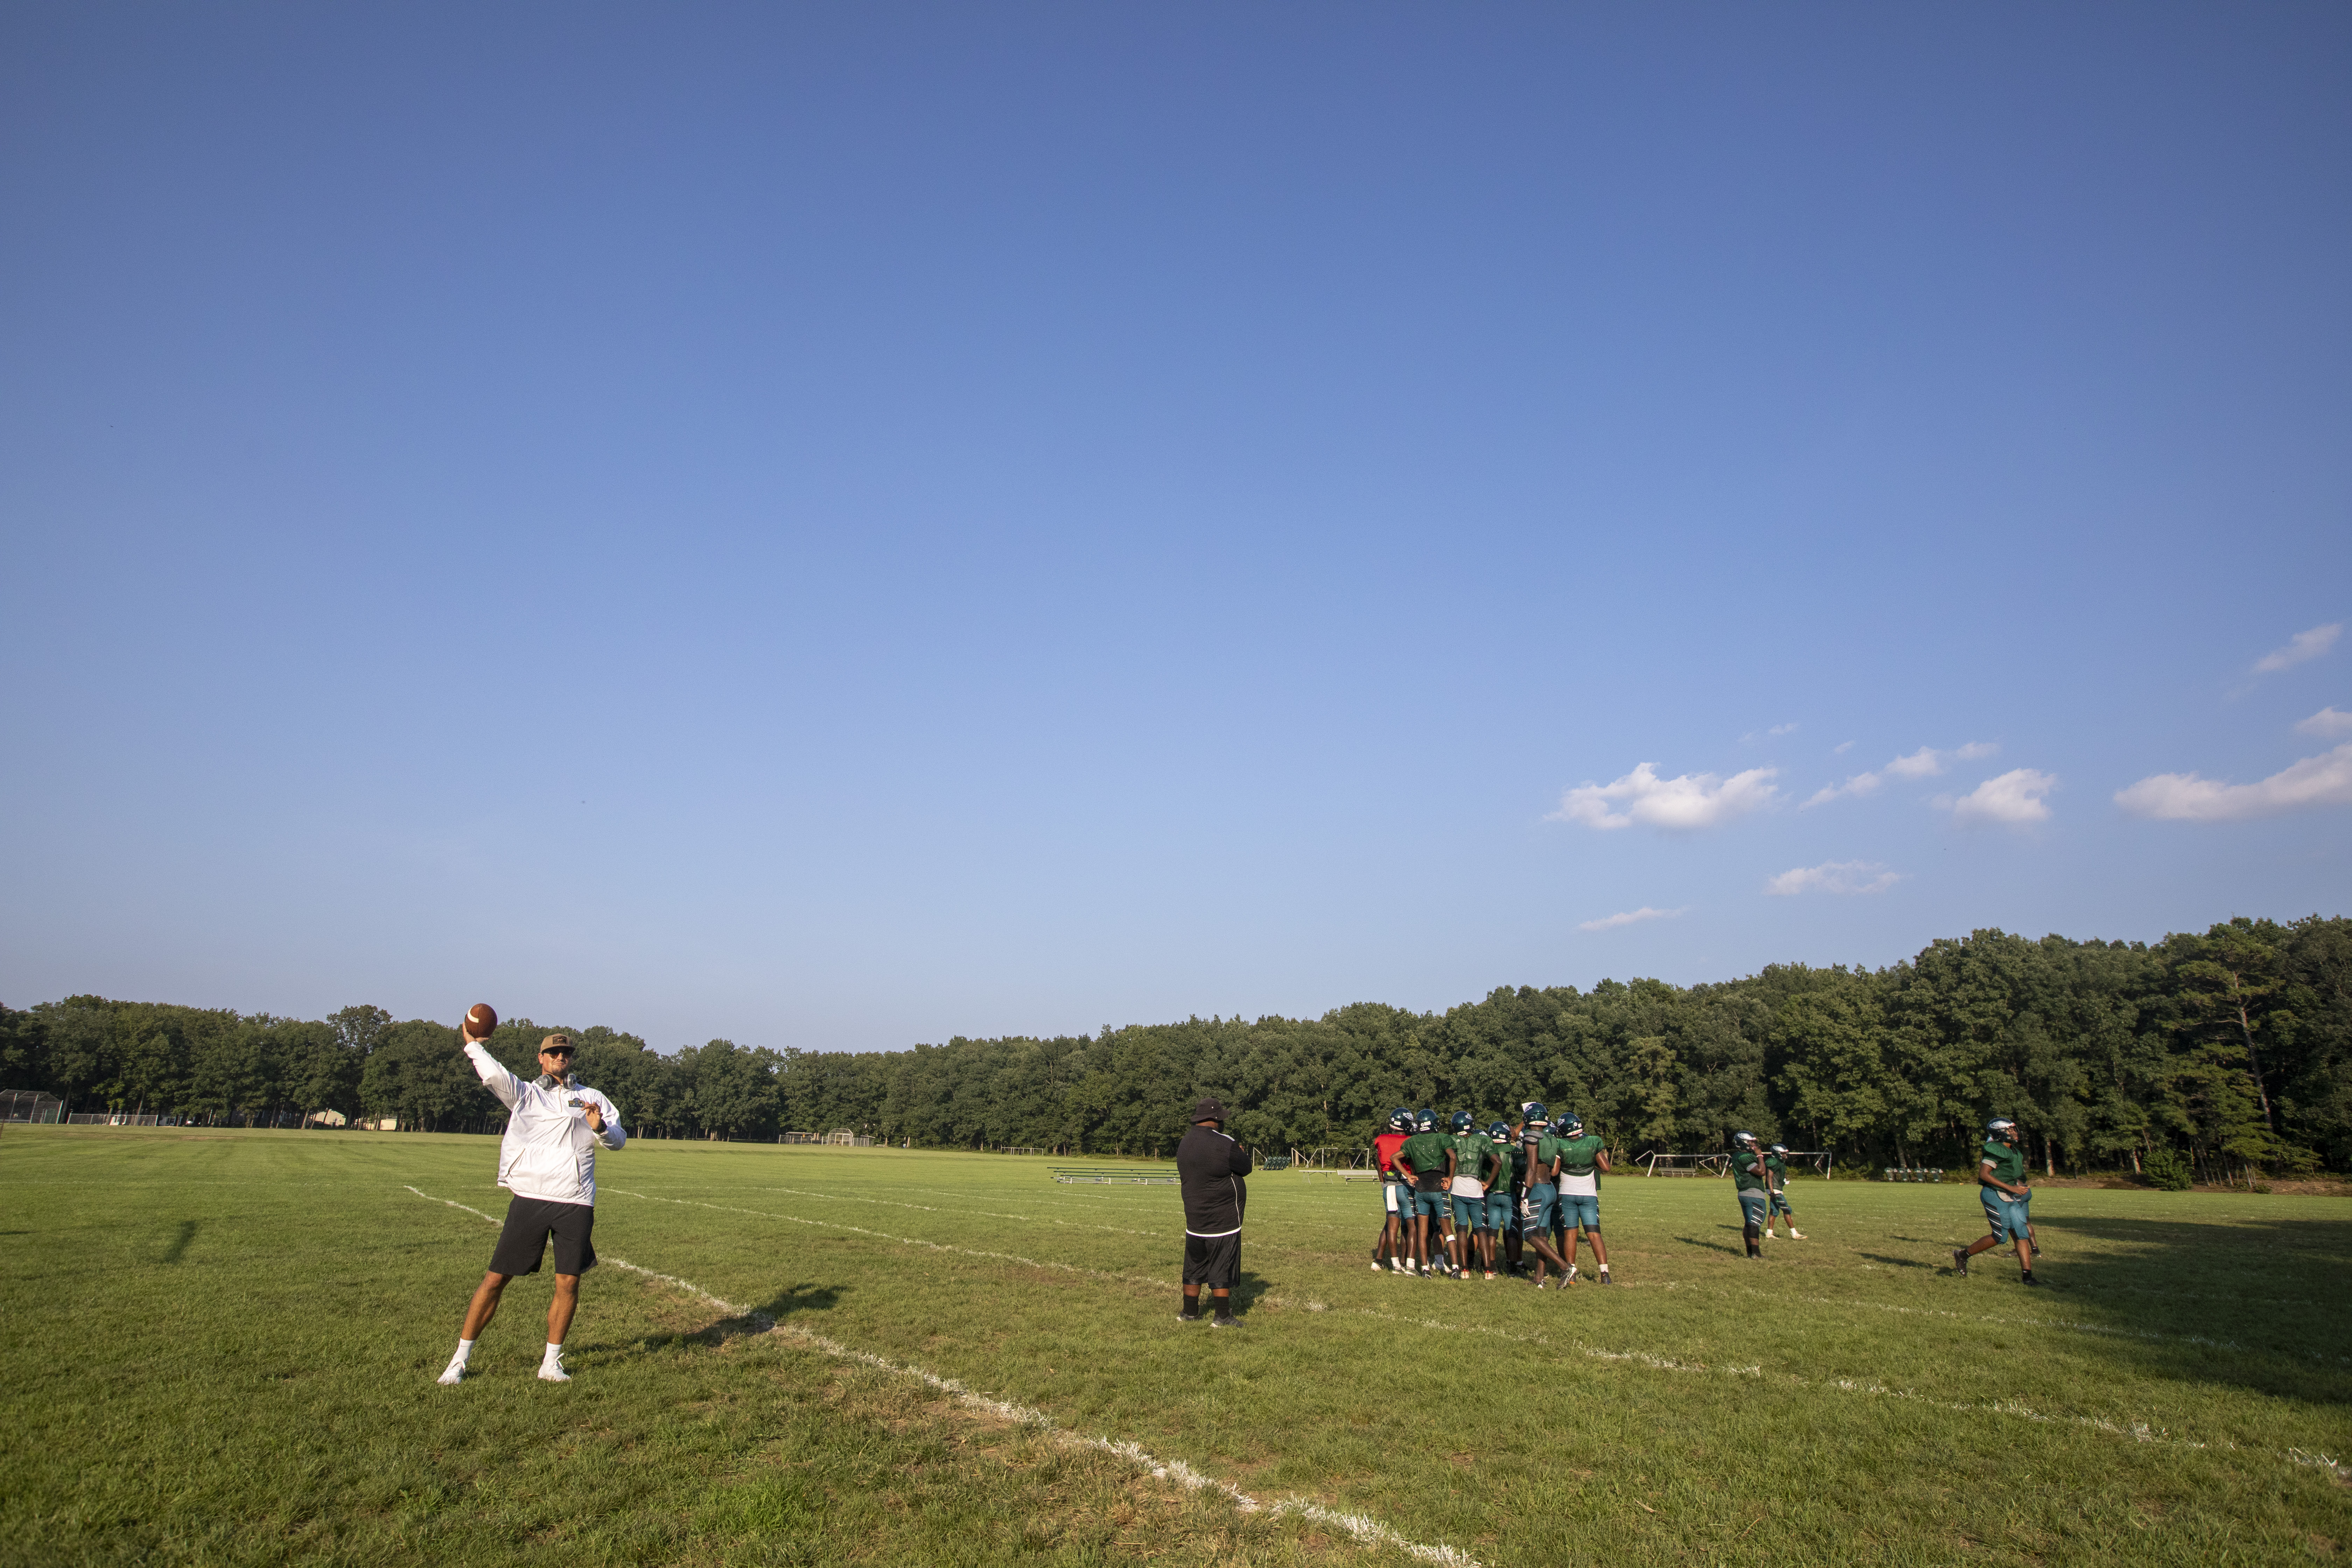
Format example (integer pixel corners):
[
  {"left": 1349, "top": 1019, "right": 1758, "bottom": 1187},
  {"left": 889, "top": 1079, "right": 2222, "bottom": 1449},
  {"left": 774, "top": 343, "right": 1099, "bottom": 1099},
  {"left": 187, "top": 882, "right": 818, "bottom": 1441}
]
[
  {"left": 450, "top": 1339, "right": 474, "bottom": 1365},
  {"left": 543, "top": 1342, "right": 564, "bottom": 1361}
]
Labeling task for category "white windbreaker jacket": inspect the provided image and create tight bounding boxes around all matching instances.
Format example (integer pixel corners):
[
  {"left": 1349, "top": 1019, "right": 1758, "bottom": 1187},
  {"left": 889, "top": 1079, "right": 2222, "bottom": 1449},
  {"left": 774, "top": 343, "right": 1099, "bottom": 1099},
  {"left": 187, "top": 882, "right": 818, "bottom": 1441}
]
[{"left": 465, "top": 1042, "right": 626, "bottom": 1206}]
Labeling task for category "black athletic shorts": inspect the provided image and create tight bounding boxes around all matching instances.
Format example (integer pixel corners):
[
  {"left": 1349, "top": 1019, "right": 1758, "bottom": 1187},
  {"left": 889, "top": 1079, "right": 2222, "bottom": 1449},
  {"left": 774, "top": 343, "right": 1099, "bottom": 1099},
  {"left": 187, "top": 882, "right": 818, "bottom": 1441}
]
[
  {"left": 1182, "top": 1231, "right": 1241, "bottom": 1288},
  {"left": 489, "top": 1195, "right": 597, "bottom": 1277}
]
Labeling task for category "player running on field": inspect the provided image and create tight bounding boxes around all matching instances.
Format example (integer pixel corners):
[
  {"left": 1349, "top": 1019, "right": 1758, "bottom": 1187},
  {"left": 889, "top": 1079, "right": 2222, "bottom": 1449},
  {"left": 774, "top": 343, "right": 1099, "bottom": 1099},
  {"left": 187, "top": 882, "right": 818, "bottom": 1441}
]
[
  {"left": 1393, "top": 1110, "right": 1455, "bottom": 1276},
  {"left": 1552, "top": 1113, "right": 1612, "bottom": 1284},
  {"left": 1730, "top": 1130, "right": 1770, "bottom": 1259},
  {"left": 1761, "top": 1143, "right": 1804, "bottom": 1240},
  {"left": 1372, "top": 1109, "right": 1413, "bottom": 1273},
  {"left": 1513, "top": 1104, "right": 1573, "bottom": 1289},
  {"left": 1446, "top": 1112, "right": 1491, "bottom": 1279},
  {"left": 1953, "top": 1117, "right": 2040, "bottom": 1287}
]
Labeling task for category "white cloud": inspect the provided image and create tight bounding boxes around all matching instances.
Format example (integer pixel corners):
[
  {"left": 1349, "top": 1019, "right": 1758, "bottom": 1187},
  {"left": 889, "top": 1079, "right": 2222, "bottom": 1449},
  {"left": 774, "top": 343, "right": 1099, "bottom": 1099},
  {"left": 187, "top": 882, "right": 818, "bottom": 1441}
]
[
  {"left": 1548, "top": 764, "right": 1781, "bottom": 831},
  {"left": 2114, "top": 743, "right": 2352, "bottom": 822},
  {"left": 1578, "top": 905, "right": 1689, "bottom": 932},
  {"left": 1944, "top": 768, "right": 2057, "bottom": 826},
  {"left": 1884, "top": 741, "right": 2000, "bottom": 780},
  {"left": 2254, "top": 623, "right": 2342, "bottom": 674},
  {"left": 2296, "top": 707, "right": 2352, "bottom": 739},
  {"left": 1805, "top": 742, "right": 1997, "bottom": 807},
  {"left": 1766, "top": 861, "right": 1902, "bottom": 896},
  {"left": 1801, "top": 772, "right": 1881, "bottom": 808},
  {"left": 1769, "top": 722, "right": 1799, "bottom": 736},
  {"left": 1833, "top": 740, "right": 1855, "bottom": 755}
]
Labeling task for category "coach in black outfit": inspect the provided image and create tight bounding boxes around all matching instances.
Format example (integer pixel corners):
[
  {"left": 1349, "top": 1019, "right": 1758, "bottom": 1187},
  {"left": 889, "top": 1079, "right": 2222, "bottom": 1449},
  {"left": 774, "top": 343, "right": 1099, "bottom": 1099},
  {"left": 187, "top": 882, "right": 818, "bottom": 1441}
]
[{"left": 1176, "top": 1097, "right": 1252, "bottom": 1328}]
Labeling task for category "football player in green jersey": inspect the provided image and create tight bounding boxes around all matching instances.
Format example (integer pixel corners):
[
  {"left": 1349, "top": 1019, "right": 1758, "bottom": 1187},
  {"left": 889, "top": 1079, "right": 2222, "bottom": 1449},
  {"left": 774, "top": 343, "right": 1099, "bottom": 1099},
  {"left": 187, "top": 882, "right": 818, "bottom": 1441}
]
[
  {"left": 1394, "top": 1110, "right": 1457, "bottom": 1277},
  {"left": 1514, "top": 1106, "right": 1574, "bottom": 1289},
  {"left": 1953, "top": 1117, "right": 2039, "bottom": 1286},
  {"left": 1730, "top": 1131, "right": 1770, "bottom": 1258},
  {"left": 1444, "top": 1112, "right": 1490, "bottom": 1278},
  {"left": 1475, "top": 1122, "right": 1516, "bottom": 1278},
  {"left": 1761, "top": 1143, "right": 1804, "bottom": 1240},
  {"left": 1552, "top": 1114, "right": 1612, "bottom": 1283}
]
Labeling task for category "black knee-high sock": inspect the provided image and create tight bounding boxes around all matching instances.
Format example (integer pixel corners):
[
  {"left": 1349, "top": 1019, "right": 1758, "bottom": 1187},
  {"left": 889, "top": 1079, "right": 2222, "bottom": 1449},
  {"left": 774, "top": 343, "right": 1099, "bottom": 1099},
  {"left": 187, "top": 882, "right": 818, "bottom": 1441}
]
[{"left": 1745, "top": 1224, "right": 1762, "bottom": 1258}]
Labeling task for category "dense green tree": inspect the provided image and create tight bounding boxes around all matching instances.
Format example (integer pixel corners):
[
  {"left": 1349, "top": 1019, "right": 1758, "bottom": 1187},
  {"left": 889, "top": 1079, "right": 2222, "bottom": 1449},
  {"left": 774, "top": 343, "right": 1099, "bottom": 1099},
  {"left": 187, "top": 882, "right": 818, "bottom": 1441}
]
[{"left": 13, "top": 913, "right": 2350, "bottom": 1174}]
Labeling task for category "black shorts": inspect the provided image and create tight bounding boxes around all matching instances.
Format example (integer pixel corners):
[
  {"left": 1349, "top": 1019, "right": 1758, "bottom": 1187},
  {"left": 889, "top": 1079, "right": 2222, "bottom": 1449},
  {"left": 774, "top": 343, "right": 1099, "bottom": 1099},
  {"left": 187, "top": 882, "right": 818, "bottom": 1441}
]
[
  {"left": 489, "top": 1195, "right": 597, "bottom": 1277},
  {"left": 1182, "top": 1231, "right": 1241, "bottom": 1288}
]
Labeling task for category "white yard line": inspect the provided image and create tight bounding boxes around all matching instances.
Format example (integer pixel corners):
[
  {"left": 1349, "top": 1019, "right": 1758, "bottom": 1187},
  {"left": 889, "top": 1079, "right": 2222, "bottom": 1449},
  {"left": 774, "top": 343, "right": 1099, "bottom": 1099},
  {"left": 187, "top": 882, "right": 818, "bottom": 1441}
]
[
  {"left": 1324, "top": 1298, "right": 2241, "bottom": 1454},
  {"left": 602, "top": 1186, "right": 1176, "bottom": 1289},
  {"left": 403, "top": 1183, "right": 1478, "bottom": 1568},
  {"left": 1751, "top": 1288, "right": 2347, "bottom": 1365},
  {"left": 741, "top": 1182, "right": 1332, "bottom": 1261},
  {"left": 753, "top": 1184, "right": 1161, "bottom": 1238}
]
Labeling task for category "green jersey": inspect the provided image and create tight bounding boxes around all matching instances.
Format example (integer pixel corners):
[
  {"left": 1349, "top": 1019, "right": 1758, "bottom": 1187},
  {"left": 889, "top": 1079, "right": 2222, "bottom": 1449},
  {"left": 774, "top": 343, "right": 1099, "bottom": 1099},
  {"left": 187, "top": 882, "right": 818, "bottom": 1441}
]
[
  {"left": 1398, "top": 1130, "right": 1452, "bottom": 1186},
  {"left": 1731, "top": 1147, "right": 1769, "bottom": 1191},
  {"left": 1506, "top": 1143, "right": 1529, "bottom": 1186},
  {"left": 1555, "top": 1133, "right": 1606, "bottom": 1179},
  {"left": 1764, "top": 1155, "right": 1786, "bottom": 1186},
  {"left": 1452, "top": 1132, "right": 1497, "bottom": 1184},
  {"left": 1980, "top": 1137, "right": 2026, "bottom": 1189}
]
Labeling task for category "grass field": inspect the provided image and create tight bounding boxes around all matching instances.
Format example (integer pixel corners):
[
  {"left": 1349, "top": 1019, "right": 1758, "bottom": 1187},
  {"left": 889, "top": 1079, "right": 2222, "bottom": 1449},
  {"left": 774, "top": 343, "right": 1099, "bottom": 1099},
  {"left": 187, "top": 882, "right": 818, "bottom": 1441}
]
[{"left": 2, "top": 1128, "right": 2348, "bottom": 1567}]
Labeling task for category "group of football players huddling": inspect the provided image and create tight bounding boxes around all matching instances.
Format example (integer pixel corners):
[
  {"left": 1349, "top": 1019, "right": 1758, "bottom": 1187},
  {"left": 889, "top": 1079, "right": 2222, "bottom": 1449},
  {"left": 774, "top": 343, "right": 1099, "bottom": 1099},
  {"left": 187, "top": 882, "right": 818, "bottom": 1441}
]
[{"left": 1371, "top": 1106, "right": 1805, "bottom": 1283}]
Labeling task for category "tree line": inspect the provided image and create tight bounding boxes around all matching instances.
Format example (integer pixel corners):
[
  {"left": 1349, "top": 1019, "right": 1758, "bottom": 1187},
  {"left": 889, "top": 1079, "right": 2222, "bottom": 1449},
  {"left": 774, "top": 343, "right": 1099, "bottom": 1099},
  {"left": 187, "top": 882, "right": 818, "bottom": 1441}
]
[{"left": 4, "top": 914, "right": 2345, "bottom": 1181}]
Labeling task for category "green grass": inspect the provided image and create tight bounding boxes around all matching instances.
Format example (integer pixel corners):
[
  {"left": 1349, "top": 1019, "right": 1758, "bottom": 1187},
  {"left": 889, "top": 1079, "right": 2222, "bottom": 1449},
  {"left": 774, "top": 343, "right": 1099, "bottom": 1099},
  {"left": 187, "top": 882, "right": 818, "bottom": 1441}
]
[{"left": 2, "top": 1128, "right": 2348, "bottom": 1566}]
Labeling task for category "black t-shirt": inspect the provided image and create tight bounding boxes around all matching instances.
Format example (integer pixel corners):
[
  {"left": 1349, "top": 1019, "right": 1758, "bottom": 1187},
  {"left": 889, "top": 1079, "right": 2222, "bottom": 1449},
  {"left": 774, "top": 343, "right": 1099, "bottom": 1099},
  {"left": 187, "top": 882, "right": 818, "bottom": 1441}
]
[{"left": 1177, "top": 1125, "right": 1253, "bottom": 1236}]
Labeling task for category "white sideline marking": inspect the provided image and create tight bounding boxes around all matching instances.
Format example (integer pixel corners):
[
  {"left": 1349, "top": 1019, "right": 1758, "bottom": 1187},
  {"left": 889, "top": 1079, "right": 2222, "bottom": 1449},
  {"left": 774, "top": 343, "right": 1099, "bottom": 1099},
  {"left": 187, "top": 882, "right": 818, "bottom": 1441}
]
[
  {"left": 1749, "top": 1288, "right": 2347, "bottom": 1365},
  {"left": 402, "top": 1184, "right": 1478, "bottom": 1567},
  {"left": 748, "top": 1184, "right": 1330, "bottom": 1262},
  {"left": 407, "top": 1185, "right": 500, "bottom": 1224},
  {"left": 756, "top": 1184, "right": 1160, "bottom": 1238},
  {"left": 2288, "top": 1449, "right": 2349, "bottom": 1484},
  {"left": 604, "top": 1187, "right": 1176, "bottom": 1290},
  {"left": 1328, "top": 1299, "right": 2237, "bottom": 1454}
]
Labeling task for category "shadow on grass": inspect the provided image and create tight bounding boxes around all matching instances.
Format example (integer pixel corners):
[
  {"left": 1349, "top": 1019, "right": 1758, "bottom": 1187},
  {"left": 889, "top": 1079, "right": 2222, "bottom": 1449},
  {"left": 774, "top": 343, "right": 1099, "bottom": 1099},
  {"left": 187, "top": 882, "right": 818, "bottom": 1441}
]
[
  {"left": 159, "top": 1220, "right": 198, "bottom": 1264},
  {"left": 636, "top": 1281, "right": 847, "bottom": 1352},
  {"left": 1673, "top": 1235, "right": 1743, "bottom": 1257},
  {"left": 1856, "top": 1252, "right": 1939, "bottom": 1272},
  {"left": 1944, "top": 1211, "right": 2352, "bottom": 1406}
]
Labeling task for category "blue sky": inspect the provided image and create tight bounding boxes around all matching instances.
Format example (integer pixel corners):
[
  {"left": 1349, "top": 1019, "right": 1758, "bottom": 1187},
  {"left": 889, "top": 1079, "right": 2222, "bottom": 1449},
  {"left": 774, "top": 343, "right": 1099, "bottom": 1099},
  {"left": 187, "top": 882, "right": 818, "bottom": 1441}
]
[{"left": 4, "top": 4, "right": 2347, "bottom": 1052}]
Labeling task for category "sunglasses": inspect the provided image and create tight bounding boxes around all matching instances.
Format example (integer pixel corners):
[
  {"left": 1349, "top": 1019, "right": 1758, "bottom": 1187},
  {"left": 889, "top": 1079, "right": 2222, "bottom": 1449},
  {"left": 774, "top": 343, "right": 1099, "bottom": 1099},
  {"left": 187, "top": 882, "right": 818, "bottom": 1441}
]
[{"left": 541, "top": 1047, "right": 575, "bottom": 1059}]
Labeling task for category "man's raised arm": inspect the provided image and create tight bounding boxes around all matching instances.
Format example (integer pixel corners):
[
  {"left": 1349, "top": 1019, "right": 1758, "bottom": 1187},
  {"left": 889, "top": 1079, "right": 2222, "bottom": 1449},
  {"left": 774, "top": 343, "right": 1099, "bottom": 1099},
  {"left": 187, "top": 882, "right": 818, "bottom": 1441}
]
[{"left": 460, "top": 1031, "right": 524, "bottom": 1111}]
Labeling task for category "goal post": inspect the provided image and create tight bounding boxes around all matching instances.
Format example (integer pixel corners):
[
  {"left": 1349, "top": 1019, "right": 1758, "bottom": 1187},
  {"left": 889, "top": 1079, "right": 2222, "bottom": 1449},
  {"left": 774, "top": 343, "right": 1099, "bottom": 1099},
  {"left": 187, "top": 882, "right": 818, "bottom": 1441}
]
[{"left": 1639, "top": 1152, "right": 1732, "bottom": 1177}]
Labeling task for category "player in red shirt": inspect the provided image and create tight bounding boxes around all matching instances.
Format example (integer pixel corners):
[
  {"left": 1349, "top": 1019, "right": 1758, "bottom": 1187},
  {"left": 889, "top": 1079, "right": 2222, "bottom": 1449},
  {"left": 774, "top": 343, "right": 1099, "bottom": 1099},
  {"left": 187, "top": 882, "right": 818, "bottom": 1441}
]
[{"left": 1371, "top": 1109, "right": 1413, "bottom": 1273}]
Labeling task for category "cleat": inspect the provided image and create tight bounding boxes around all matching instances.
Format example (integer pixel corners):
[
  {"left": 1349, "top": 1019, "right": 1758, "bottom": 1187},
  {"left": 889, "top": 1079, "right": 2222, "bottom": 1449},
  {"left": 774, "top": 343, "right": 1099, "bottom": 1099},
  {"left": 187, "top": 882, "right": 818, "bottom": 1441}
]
[
  {"left": 1951, "top": 1248, "right": 1969, "bottom": 1277},
  {"left": 1371, "top": 1261, "right": 1385, "bottom": 1273},
  {"left": 436, "top": 1361, "right": 466, "bottom": 1386},
  {"left": 1210, "top": 1314, "right": 1238, "bottom": 1330},
  {"left": 1596, "top": 1271, "right": 1611, "bottom": 1285},
  {"left": 2021, "top": 1274, "right": 2041, "bottom": 1288},
  {"left": 1484, "top": 1272, "right": 1496, "bottom": 1281},
  {"left": 1788, "top": 1230, "right": 1805, "bottom": 1240},
  {"left": 538, "top": 1352, "right": 571, "bottom": 1384},
  {"left": 1565, "top": 1266, "right": 1579, "bottom": 1285},
  {"left": 1178, "top": 1309, "right": 1201, "bottom": 1322}
]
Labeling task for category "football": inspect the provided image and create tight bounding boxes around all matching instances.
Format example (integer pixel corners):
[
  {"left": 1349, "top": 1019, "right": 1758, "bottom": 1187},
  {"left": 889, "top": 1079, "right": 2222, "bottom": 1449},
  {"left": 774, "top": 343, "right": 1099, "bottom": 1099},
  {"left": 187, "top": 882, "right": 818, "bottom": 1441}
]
[{"left": 464, "top": 1002, "right": 497, "bottom": 1040}]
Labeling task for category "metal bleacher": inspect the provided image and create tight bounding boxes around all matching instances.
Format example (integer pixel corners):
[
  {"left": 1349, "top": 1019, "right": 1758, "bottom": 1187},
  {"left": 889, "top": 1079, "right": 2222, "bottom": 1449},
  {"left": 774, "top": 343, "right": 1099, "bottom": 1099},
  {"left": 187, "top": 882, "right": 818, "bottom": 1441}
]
[{"left": 1050, "top": 1165, "right": 1180, "bottom": 1184}]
